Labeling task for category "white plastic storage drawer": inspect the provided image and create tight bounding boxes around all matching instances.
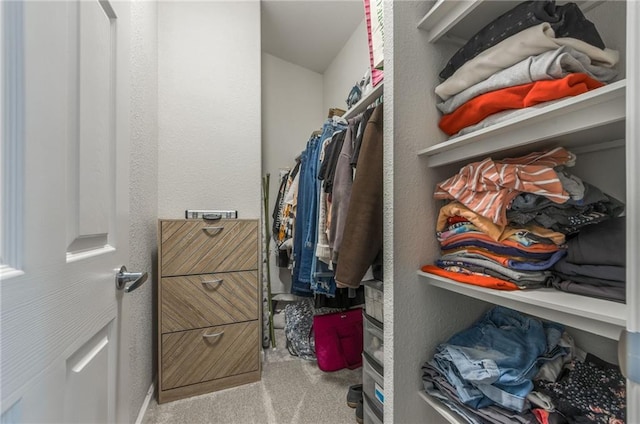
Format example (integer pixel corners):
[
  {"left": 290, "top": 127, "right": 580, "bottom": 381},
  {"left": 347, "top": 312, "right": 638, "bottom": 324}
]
[
  {"left": 364, "top": 392, "right": 383, "bottom": 424},
  {"left": 363, "top": 352, "right": 384, "bottom": 414},
  {"left": 363, "top": 280, "right": 383, "bottom": 322},
  {"left": 363, "top": 311, "right": 383, "bottom": 368}
]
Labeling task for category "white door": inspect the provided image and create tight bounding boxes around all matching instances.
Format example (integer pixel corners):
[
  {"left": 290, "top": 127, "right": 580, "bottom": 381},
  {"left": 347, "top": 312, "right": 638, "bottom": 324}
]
[{"left": 1, "top": 1, "right": 137, "bottom": 422}]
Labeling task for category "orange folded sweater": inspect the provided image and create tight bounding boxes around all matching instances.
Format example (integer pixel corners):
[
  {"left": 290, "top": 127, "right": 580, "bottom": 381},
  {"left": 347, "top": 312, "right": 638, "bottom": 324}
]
[
  {"left": 421, "top": 265, "right": 520, "bottom": 291},
  {"left": 439, "top": 73, "right": 604, "bottom": 136}
]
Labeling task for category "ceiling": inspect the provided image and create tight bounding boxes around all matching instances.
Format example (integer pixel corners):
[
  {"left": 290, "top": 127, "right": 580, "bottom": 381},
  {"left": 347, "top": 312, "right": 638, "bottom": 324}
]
[{"left": 261, "top": 0, "right": 365, "bottom": 74}]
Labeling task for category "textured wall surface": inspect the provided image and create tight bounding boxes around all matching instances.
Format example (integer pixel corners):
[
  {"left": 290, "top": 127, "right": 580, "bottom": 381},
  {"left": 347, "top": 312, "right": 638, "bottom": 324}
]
[
  {"left": 157, "top": 1, "right": 261, "bottom": 220},
  {"left": 387, "top": 2, "right": 487, "bottom": 423},
  {"left": 382, "top": 2, "right": 394, "bottom": 421},
  {"left": 261, "top": 53, "right": 323, "bottom": 294},
  {"left": 129, "top": 1, "right": 158, "bottom": 422},
  {"left": 322, "top": 19, "right": 369, "bottom": 114}
]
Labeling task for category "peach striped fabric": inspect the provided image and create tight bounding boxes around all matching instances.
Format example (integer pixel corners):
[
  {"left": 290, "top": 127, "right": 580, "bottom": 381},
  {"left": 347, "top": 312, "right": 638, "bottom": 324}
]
[{"left": 434, "top": 147, "right": 575, "bottom": 225}]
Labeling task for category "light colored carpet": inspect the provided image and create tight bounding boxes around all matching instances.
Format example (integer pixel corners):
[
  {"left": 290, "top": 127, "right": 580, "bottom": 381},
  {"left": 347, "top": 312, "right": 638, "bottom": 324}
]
[{"left": 142, "top": 330, "right": 362, "bottom": 424}]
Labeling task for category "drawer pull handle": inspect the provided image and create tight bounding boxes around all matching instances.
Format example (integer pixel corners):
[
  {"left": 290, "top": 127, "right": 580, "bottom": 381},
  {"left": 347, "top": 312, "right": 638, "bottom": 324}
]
[
  {"left": 202, "top": 331, "right": 224, "bottom": 341},
  {"left": 202, "top": 226, "right": 224, "bottom": 235},
  {"left": 201, "top": 279, "right": 224, "bottom": 289}
]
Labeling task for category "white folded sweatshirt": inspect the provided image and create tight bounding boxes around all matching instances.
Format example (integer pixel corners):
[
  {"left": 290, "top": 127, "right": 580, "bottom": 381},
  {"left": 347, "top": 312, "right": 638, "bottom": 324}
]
[{"left": 435, "top": 23, "right": 619, "bottom": 101}]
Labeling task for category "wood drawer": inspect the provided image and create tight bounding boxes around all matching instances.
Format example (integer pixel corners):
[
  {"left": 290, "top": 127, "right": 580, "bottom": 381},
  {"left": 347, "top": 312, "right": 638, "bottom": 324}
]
[
  {"left": 161, "top": 320, "right": 259, "bottom": 390},
  {"left": 160, "top": 220, "right": 258, "bottom": 276},
  {"left": 161, "top": 271, "right": 258, "bottom": 333}
]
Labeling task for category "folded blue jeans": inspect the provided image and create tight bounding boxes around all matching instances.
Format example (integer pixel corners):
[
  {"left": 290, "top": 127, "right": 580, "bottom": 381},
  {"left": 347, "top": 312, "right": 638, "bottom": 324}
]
[{"left": 432, "top": 306, "right": 565, "bottom": 412}]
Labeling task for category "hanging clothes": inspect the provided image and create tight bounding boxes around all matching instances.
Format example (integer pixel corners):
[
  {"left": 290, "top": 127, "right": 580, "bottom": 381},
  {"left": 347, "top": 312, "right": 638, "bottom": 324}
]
[
  {"left": 329, "top": 115, "right": 362, "bottom": 263},
  {"left": 335, "top": 105, "right": 383, "bottom": 288},
  {"left": 275, "top": 161, "right": 301, "bottom": 268},
  {"left": 272, "top": 169, "right": 291, "bottom": 243},
  {"left": 272, "top": 101, "right": 383, "bottom": 298},
  {"left": 291, "top": 117, "right": 347, "bottom": 296},
  {"left": 310, "top": 126, "right": 346, "bottom": 297},
  {"left": 291, "top": 133, "right": 320, "bottom": 297}
]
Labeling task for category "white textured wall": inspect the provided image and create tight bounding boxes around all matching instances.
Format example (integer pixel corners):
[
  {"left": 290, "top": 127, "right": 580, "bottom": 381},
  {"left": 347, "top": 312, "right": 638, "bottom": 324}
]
[
  {"left": 322, "top": 19, "right": 369, "bottom": 113},
  {"left": 386, "top": 2, "right": 487, "bottom": 423},
  {"left": 128, "top": 1, "right": 158, "bottom": 422},
  {"left": 158, "top": 1, "right": 261, "bottom": 219},
  {"left": 261, "top": 53, "right": 323, "bottom": 294}
]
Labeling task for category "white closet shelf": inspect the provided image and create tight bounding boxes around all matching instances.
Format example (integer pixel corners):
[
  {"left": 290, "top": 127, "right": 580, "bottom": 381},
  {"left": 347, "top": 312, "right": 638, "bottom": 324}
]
[
  {"left": 417, "top": 270, "right": 625, "bottom": 340},
  {"left": 418, "top": 391, "right": 467, "bottom": 424},
  {"left": 417, "top": 0, "right": 487, "bottom": 43},
  {"left": 418, "top": 80, "right": 626, "bottom": 167},
  {"left": 417, "top": 0, "right": 605, "bottom": 44},
  {"left": 342, "top": 82, "right": 383, "bottom": 120}
]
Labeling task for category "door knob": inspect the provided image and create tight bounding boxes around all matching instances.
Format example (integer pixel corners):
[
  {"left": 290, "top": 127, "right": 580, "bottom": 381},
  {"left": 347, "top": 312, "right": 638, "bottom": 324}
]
[
  {"left": 115, "top": 266, "right": 148, "bottom": 293},
  {"left": 619, "top": 329, "right": 640, "bottom": 383}
]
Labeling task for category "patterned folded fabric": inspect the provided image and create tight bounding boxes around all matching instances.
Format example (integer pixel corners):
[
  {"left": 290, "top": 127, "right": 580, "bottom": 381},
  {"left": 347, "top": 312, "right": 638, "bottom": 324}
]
[{"left": 435, "top": 147, "right": 575, "bottom": 225}]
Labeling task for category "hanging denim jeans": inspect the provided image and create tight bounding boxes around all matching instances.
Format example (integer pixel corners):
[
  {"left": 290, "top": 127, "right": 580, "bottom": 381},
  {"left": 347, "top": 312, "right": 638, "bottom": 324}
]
[
  {"left": 291, "top": 142, "right": 314, "bottom": 297},
  {"left": 311, "top": 261, "right": 336, "bottom": 296},
  {"left": 299, "top": 120, "right": 345, "bottom": 285},
  {"left": 310, "top": 121, "right": 346, "bottom": 296},
  {"left": 296, "top": 133, "right": 322, "bottom": 284}
]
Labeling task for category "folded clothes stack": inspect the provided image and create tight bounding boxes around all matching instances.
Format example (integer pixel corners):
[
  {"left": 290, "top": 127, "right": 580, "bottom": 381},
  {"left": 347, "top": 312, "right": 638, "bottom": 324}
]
[
  {"left": 421, "top": 307, "right": 626, "bottom": 424},
  {"left": 422, "top": 146, "right": 625, "bottom": 301},
  {"left": 433, "top": 0, "right": 619, "bottom": 137}
]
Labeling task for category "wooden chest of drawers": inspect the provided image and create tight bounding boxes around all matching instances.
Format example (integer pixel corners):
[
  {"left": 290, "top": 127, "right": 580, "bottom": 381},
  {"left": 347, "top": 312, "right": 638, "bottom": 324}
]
[{"left": 157, "top": 219, "right": 261, "bottom": 403}]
